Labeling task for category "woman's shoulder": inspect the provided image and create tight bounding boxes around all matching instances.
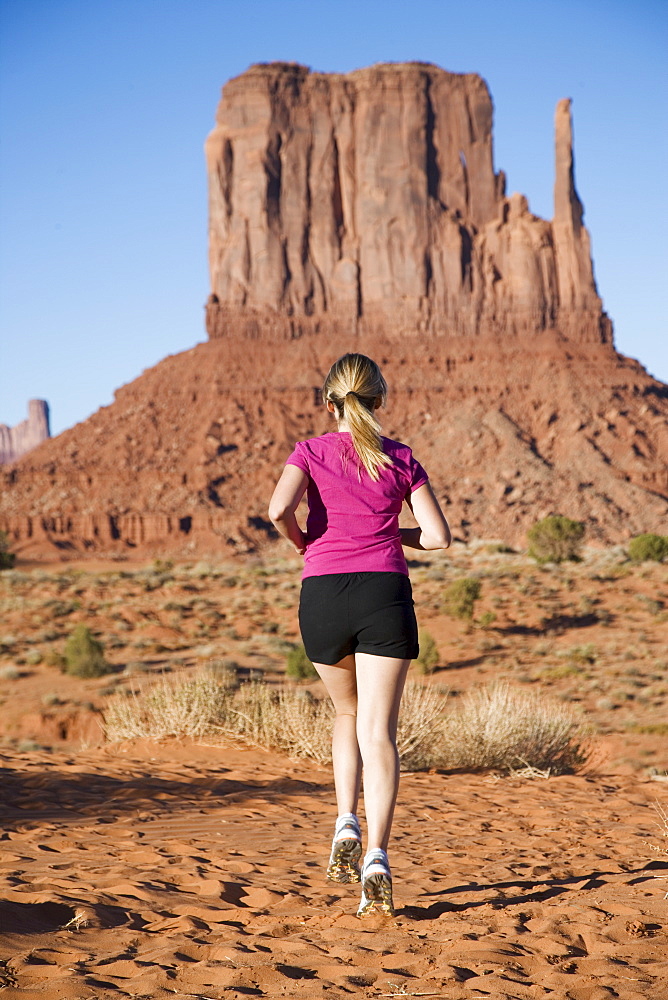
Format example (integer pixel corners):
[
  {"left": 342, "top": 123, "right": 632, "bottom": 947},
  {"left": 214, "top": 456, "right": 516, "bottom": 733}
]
[
  {"left": 296, "top": 432, "right": 338, "bottom": 448},
  {"left": 291, "top": 433, "right": 341, "bottom": 457},
  {"left": 381, "top": 436, "right": 414, "bottom": 458}
]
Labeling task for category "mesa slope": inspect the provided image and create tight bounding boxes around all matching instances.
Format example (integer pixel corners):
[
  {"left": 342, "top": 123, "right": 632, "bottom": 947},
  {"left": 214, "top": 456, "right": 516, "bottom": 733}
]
[{"left": 1, "top": 334, "right": 666, "bottom": 558}]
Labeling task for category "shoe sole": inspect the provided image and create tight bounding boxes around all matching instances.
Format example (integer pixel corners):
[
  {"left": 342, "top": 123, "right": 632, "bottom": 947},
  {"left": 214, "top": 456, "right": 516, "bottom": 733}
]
[
  {"left": 358, "top": 871, "right": 394, "bottom": 917},
  {"left": 327, "top": 838, "right": 362, "bottom": 884}
]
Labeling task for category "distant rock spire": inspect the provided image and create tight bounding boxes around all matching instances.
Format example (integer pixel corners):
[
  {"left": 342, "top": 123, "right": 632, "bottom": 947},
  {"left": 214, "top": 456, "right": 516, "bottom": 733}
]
[
  {"left": 554, "top": 97, "right": 584, "bottom": 232},
  {"left": 552, "top": 98, "right": 610, "bottom": 340},
  {"left": 0, "top": 400, "right": 51, "bottom": 464}
]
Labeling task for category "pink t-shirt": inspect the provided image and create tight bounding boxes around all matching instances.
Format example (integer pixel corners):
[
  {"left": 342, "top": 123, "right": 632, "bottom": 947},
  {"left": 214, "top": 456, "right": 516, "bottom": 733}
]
[{"left": 286, "top": 432, "right": 428, "bottom": 579}]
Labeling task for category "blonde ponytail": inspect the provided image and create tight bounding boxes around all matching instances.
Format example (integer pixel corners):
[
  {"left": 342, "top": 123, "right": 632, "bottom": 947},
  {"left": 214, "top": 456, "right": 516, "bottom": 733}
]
[{"left": 322, "top": 354, "right": 392, "bottom": 481}]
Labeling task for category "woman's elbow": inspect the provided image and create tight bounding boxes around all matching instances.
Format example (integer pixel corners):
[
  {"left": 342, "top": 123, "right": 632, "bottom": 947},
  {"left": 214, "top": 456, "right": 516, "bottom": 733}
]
[
  {"left": 268, "top": 500, "right": 295, "bottom": 523},
  {"left": 428, "top": 523, "right": 452, "bottom": 549},
  {"left": 268, "top": 503, "right": 284, "bottom": 523}
]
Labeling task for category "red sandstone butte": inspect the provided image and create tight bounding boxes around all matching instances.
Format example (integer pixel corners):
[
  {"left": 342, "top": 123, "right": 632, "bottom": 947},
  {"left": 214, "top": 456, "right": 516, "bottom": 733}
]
[
  {"left": 0, "top": 63, "right": 666, "bottom": 559},
  {"left": 204, "top": 65, "right": 608, "bottom": 345}
]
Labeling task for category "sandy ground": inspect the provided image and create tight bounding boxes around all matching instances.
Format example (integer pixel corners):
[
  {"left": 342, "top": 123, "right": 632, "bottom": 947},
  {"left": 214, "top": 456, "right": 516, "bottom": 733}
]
[
  {"left": 1, "top": 737, "right": 667, "bottom": 999},
  {"left": 1, "top": 547, "right": 667, "bottom": 997}
]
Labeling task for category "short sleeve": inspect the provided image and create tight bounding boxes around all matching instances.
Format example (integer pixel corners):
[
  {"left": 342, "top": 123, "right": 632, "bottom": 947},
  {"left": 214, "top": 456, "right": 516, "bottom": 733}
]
[
  {"left": 408, "top": 453, "right": 429, "bottom": 493},
  {"left": 285, "top": 440, "right": 310, "bottom": 476}
]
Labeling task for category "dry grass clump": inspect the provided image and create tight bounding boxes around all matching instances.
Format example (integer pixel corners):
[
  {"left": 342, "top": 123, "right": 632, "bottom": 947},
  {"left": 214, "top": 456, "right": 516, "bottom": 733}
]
[
  {"left": 104, "top": 672, "right": 447, "bottom": 770},
  {"left": 646, "top": 800, "right": 668, "bottom": 898},
  {"left": 104, "top": 669, "right": 234, "bottom": 740},
  {"left": 438, "top": 681, "right": 591, "bottom": 775},
  {"left": 397, "top": 681, "right": 448, "bottom": 770},
  {"left": 104, "top": 671, "right": 588, "bottom": 776}
]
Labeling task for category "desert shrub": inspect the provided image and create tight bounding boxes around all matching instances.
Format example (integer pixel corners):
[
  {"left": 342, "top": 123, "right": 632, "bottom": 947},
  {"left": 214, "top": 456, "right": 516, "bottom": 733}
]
[
  {"left": 0, "top": 531, "right": 16, "bottom": 570},
  {"left": 443, "top": 578, "right": 481, "bottom": 619},
  {"left": 628, "top": 533, "right": 668, "bottom": 563},
  {"left": 438, "top": 681, "right": 590, "bottom": 774},
  {"left": 527, "top": 515, "right": 585, "bottom": 564},
  {"left": 415, "top": 630, "right": 439, "bottom": 674},
  {"left": 64, "top": 625, "right": 113, "bottom": 679},
  {"left": 476, "top": 610, "right": 497, "bottom": 629},
  {"left": 0, "top": 666, "right": 20, "bottom": 681},
  {"left": 285, "top": 643, "right": 318, "bottom": 680},
  {"left": 42, "top": 692, "right": 63, "bottom": 707},
  {"left": 563, "top": 643, "right": 597, "bottom": 665}
]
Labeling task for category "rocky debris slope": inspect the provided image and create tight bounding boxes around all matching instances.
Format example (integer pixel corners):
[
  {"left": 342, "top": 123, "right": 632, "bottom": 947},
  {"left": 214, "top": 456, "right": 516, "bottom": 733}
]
[
  {"left": 205, "top": 63, "right": 609, "bottom": 345},
  {"left": 0, "top": 400, "right": 50, "bottom": 465},
  {"left": 0, "top": 334, "right": 666, "bottom": 558}
]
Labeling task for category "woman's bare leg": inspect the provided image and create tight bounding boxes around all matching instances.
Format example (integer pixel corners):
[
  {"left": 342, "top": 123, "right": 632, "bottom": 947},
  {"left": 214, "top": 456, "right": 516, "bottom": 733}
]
[
  {"left": 311, "top": 655, "right": 361, "bottom": 816},
  {"left": 355, "top": 653, "right": 410, "bottom": 852}
]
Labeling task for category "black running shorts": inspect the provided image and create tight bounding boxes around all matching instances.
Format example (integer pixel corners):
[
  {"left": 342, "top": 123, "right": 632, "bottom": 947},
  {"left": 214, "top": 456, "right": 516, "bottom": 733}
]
[{"left": 299, "top": 571, "right": 419, "bottom": 666}]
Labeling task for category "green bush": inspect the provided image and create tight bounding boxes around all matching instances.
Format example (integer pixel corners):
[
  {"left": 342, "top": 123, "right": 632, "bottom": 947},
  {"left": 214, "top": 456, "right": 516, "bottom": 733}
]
[
  {"left": 628, "top": 533, "right": 668, "bottom": 563},
  {"left": 285, "top": 644, "right": 318, "bottom": 680},
  {"left": 527, "top": 515, "right": 585, "bottom": 564},
  {"left": 0, "top": 531, "right": 16, "bottom": 571},
  {"left": 443, "top": 578, "right": 481, "bottom": 620},
  {"left": 476, "top": 610, "right": 497, "bottom": 629},
  {"left": 64, "top": 625, "right": 112, "bottom": 679},
  {"left": 415, "top": 630, "right": 439, "bottom": 674}
]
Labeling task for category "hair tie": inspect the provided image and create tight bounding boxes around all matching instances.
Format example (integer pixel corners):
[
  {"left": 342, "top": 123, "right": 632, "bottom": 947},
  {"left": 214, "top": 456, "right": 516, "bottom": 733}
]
[{"left": 345, "top": 390, "right": 357, "bottom": 398}]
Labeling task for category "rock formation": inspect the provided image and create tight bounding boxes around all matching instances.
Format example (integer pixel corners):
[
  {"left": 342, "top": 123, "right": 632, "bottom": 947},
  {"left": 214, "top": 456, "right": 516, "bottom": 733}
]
[
  {"left": 205, "top": 62, "right": 610, "bottom": 344},
  {"left": 0, "top": 400, "right": 50, "bottom": 465},
  {"left": 0, "top": 62, "right": 665, "bottom": 559}
]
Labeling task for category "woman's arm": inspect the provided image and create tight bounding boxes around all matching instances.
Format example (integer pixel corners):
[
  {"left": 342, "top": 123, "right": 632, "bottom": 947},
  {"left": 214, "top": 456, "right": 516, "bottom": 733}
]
[
  {"left": 268, "top": 464, "right": 309, "bottom": 554},
  {"left": 401, "top": 482, "right": 452, "bottom": 550}
]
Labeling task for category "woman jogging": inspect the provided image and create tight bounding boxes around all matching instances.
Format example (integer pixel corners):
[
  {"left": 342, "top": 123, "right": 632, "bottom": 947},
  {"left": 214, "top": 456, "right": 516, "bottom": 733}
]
[{"left": 268, "top": 353, "right": 451, "bottom": 917}]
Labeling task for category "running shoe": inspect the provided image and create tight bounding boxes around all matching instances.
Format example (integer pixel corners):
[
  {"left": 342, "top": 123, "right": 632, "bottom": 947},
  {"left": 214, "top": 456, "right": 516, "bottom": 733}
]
[
  {"left": 357, "top": 848, "right": 394, "bottom": 917},
  {"left": 326, "top": 813, "right": 362, "bottom": 884}
]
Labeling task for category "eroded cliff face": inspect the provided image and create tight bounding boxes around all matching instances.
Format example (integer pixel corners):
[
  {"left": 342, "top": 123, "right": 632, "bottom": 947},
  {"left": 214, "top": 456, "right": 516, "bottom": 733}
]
[
  {"left": 0, "top": 400, "right": 50, "bottom": 465},
  {"left": 205, "top": 62, "right": 609, "bottom": 344}
]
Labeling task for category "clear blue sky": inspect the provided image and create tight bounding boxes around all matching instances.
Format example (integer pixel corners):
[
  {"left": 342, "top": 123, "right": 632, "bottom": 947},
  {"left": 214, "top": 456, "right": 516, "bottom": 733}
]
[{"left": 1, "top": 0, "right": 666, "bottom": 437}]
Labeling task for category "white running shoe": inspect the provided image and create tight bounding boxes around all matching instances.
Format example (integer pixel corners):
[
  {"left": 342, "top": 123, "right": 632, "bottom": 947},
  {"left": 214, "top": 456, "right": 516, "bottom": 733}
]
[
  {"left": 357, "top": 848, "right": 394, "bottom": 917},
  {"left": 326, "top": 813, "right": 362, "bottom": 884}
]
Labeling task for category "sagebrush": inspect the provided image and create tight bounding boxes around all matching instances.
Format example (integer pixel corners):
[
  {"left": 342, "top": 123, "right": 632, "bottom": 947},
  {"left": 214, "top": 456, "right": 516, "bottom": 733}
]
[
  {"left": 64, "top": 624, "right": 113, "bottom": 678},
  {"left": 527, "top": 515, "right": 585, "bottom": 564},
  {"left": 628, "top": 533, "right": 668, "bottom": 563},
  {"left": 285, "top": 643, "right": 318, "bottom": 679},
  {"left": 0, "top": 530, "right": 15, "bottom": 571},
  {"left": 415, "top": 630, "right": 439, "bottom": 674},
  {"left": 443, "top": 578, "right": 481, "bottom": 619}
]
